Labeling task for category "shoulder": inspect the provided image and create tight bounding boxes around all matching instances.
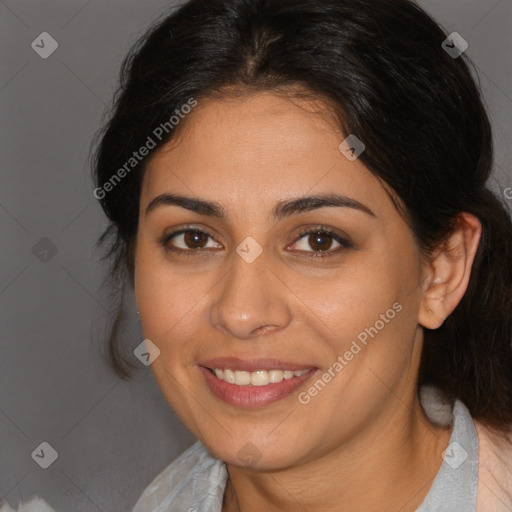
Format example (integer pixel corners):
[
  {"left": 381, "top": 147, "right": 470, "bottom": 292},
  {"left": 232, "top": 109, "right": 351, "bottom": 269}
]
[
  {"left": 474, "top": 420, "right": 512, "bottom": 512},
  {"left": 131, "top": 441, "right": 228, "bottom": 512},
  {"left": 419, "top": 386, "right": 512, "bottom": 511}
]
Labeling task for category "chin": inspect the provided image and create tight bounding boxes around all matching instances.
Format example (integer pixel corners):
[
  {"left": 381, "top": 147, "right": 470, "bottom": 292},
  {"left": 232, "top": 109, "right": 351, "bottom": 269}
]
[{"left": 201, "top": 430, "right": 312, "bottom": 471}]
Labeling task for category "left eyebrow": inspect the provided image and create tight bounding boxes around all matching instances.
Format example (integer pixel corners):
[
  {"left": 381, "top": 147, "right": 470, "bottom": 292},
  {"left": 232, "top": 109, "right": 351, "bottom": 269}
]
[
  {"left": 272, "top": 194, "right": 376, "bottom": 220},
  {"left": 144, "top": 193, "right": 376, "bottom": 220}
]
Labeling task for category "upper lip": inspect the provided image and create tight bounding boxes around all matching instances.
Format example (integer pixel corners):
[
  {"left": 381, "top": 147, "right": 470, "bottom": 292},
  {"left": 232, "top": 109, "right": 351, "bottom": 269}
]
[{"left": 198, "top": 357, "right": 316, "bottom": 372}]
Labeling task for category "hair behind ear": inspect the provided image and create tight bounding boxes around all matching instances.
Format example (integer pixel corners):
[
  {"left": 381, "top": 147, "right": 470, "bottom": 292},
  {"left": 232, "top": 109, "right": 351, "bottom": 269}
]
[{"left": 419, "top": 189, "right": 512, "bottom": 433}]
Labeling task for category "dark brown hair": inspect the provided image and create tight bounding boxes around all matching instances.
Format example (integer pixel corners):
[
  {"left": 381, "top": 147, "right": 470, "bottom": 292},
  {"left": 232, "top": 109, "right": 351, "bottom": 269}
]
[{"left": 91, "top": 0, "right": 512, "bottom": 432}]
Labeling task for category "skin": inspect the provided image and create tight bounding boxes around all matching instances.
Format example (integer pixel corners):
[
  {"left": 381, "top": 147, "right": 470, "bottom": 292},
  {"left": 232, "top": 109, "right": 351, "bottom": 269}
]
[{"left": 134, "top": 91, "right": 482, "bottom": 511}]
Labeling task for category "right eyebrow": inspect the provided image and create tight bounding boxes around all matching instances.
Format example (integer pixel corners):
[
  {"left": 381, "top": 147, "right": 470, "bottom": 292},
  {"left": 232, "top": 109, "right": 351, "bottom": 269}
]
[{"left": 145, "top": 193, "right": 226, "bottom": 219}]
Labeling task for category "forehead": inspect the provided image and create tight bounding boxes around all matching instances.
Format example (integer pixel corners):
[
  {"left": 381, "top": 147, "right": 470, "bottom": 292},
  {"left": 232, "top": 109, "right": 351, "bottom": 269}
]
[{"left": 140, "top": 92, "right": 392, "bottom": 219}]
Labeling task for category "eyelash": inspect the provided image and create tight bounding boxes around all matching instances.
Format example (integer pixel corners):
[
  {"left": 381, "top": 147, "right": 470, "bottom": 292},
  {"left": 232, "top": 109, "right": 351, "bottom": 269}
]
[{"left": 157, "top": 225, "right": 353, "bottom": 260}]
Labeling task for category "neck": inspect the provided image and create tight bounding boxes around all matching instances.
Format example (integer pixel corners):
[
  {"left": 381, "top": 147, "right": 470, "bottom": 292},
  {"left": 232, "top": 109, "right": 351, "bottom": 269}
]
[{"left": 222, "top": 394, "right": 451, "bottom": 512}]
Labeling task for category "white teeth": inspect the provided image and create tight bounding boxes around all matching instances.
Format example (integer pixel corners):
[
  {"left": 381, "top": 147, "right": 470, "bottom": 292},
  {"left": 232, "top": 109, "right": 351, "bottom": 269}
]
[
  {"left": 250, "top": 370, "right": 269, "bottom": 387},
  {"left": 269, "top": 369, "right": 284, "bottom": 383},
  {"left": 224, "top": 369, "right": 235, "bottom": 384},
  {"left": 234, "top": 370, "right": 251, "bottom": 385},
  {"left": 211, "top": 368, "right": 310, "bottom": 385}
]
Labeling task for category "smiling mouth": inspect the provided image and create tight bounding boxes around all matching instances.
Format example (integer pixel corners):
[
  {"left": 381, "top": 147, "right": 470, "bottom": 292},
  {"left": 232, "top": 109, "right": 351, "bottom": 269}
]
[
  {"left": 199, "top": 363, "right": 318, "bottom": 408},
  {"left": 206, "top": 367, "right": 312, "bottom": 386}
]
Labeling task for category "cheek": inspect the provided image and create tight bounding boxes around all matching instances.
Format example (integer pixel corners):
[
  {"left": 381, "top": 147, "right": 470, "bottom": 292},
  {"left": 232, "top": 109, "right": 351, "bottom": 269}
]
[
  {"left": 307, "top": 253, "right": 416, "bottom": 339},
  {"left": 134, "top": 242, "right": 189, "bottom": 344},
  {"left": 314, "top": 242, "right": 421, "bottom": 375}
]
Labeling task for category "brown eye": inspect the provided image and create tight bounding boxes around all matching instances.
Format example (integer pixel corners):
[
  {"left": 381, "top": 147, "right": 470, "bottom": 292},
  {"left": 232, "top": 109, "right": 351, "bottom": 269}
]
[
  {"left": 290, "top": 227, "right": 353, "bottom": 260},
  {"left": 307, "top": 232, "right": 335, "bottom": 252},
  {"left": 183, "top": 230, "right": 209, "bottom": 249},
  {"left": 159, "top": 228, "right": 222, "bottom": 255}
]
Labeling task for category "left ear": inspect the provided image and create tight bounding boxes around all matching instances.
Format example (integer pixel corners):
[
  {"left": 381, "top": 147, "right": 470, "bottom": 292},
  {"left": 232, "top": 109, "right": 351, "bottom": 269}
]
[{"left": 418, "top": 212, "right": 482, "bottom": 330}]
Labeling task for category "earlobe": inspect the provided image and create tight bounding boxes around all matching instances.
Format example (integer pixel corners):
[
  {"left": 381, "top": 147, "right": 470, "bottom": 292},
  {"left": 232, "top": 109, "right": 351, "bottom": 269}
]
[{"left": 418, "top": 212, "right": 482, "bottom": 330}]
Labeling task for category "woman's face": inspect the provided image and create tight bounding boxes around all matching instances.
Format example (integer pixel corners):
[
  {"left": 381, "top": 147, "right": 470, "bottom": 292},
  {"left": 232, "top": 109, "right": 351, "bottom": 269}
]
[{"left": 134, "top": 91, "right": 429, "bottom": 469}]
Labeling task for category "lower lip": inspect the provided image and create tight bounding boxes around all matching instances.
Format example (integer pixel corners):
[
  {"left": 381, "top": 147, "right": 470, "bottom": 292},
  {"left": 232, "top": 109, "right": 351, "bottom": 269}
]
[{"left": 199, "top": 366, "right": 318, "bottom": 408}]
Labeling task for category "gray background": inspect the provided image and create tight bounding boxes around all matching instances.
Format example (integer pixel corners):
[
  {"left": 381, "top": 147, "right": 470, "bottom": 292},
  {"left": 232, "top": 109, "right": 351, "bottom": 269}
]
[{"left": 1, "top": 1, "right": 511, "bottom": 511}]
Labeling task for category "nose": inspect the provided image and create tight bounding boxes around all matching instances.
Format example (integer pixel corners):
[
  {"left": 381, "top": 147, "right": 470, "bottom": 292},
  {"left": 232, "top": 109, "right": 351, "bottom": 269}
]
[{"left": 208, "top": 245, "right": 292, "bottom": 340}]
